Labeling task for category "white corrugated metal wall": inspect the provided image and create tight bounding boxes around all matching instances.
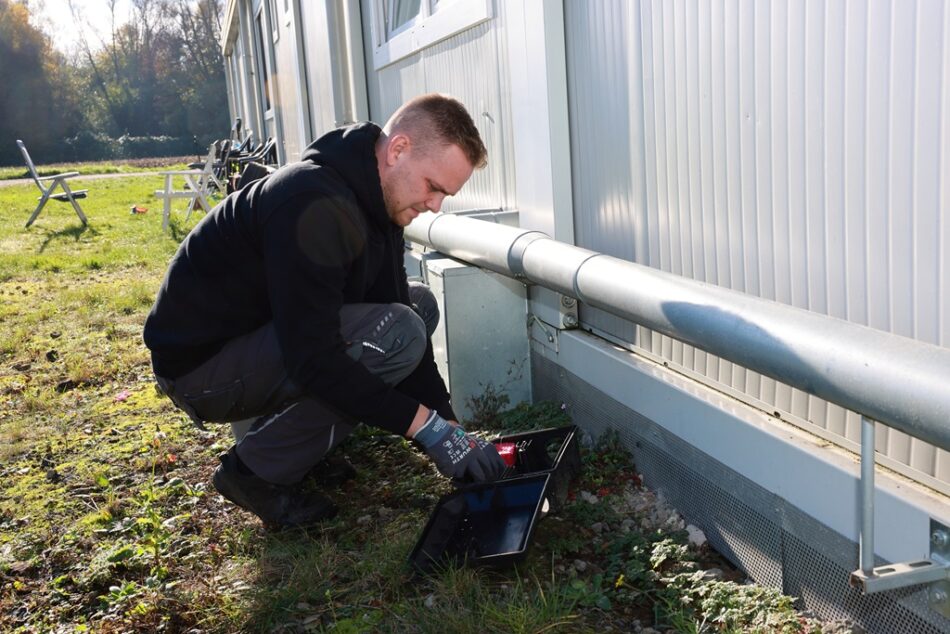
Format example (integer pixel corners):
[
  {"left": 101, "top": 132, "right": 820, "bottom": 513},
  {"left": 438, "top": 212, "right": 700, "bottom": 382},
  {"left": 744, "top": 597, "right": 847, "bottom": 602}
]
[
  {"left": 565, "top": 0, "right": 950, "bottom": 490},
  {"left": 222, "top": 0, "right": 949, "bottom": 489},
  {"left": 271, "top": 0, "right": 302, "bottom": 162},
  {"left": 358, "top": 2, "right": 515, "bottom": 212},
  {"left": 299, "top": 0, "right": 344, "bottom": 138}
]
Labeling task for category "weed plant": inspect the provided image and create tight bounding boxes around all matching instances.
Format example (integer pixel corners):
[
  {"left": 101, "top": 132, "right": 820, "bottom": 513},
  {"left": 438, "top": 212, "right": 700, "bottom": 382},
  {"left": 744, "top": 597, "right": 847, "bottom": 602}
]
[{"left": 0, "top": 167, "right": 850, "bottom": 632}]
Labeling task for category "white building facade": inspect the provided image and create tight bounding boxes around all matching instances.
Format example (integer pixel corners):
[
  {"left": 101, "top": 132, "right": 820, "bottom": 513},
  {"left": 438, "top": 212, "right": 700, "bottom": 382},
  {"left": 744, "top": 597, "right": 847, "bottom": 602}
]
[{"left": 222, "top": 2, "right": 950, "bottom": 631}]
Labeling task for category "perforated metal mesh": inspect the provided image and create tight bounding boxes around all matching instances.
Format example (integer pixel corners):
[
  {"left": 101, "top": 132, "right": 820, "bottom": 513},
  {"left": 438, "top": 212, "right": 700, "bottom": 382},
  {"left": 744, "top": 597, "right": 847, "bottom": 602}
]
[{"left": 532, "top": 351, "right": 950, "bottom": 634}]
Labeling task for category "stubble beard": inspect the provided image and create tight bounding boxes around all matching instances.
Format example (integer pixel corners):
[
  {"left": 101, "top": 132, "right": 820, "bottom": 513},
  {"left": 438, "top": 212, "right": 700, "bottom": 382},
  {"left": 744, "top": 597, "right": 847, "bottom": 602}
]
[{"left": 380, "top": 177, "right": 400, "bottom": 224}]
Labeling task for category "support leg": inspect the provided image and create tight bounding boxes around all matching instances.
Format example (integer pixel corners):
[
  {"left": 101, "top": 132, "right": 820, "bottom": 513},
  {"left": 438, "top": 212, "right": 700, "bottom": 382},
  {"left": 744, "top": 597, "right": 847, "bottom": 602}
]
[
  {"left": 161, "top": 174, "right": 172, "bottom": 232},
  {"left": 184, "top": 175, "right": 204, "bottom": 222},
  {"left": 860, "top": 416, "right": 876, "bottom": 574},
  {"left": 186, "top": 174, "right": 211, "bottom": 220},
  {"left": 59, "top": 181, "right": 88, "bottom": 225},
  {"left": 25, "top": 191, "right": 51, "bottom": 227},
  {"left": 162, "top": 195, "right": 172, "bottom": 232}
]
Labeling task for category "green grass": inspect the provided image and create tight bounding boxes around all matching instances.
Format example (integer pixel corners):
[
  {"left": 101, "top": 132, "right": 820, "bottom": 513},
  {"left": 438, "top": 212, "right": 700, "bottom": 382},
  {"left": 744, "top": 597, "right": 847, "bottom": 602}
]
[
  {"left": 0, "top": 159, "right": 192, "bottom": 181},
  {"left": 0, "top": 165, "right": 849, "bottom": 633}
]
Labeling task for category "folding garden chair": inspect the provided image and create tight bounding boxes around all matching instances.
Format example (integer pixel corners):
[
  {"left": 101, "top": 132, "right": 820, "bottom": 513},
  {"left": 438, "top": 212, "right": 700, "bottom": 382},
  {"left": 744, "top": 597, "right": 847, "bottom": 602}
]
[
  {"left": 17, "top": 140, "right": 89, "bottom": 228},
  {"left": 235, "top": 137, "right": 278, "bottom": 171},
  {"left": 187, "top": 143, "right": 226, "bottom": 196}
]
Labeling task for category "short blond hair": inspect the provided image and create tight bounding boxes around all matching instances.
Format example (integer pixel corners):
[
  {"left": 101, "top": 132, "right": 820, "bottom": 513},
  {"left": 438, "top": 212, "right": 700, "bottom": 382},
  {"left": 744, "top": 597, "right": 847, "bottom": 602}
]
[{"left": 384, "top": 93, "right": 488, "bottom": 169}]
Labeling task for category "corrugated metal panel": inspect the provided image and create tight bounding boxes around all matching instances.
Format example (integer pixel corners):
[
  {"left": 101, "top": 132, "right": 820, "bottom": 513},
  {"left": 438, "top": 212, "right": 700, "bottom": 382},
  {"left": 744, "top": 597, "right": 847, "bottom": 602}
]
[
  {"left": 272, "top": 1, "right": 303, "bottom": 161},
  {"left": 360, "top": 1, "right": 514, "bottom": 211},
  {"left": 299, "top": 0, "right": 368, "bottom": 144},
  {"left": 565, "top": 0, "right": 950, "bottom": 486},
  {"left": 299, "top": 0, "right": 338, "bottom": 138},
  {"left": 228, "top": 36, "right": 252, "bottom": 132}
]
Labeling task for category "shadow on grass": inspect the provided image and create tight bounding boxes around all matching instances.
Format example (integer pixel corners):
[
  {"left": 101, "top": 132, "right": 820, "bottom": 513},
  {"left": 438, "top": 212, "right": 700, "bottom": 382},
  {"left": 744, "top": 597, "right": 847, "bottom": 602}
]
[{"left": 37, "top": 222, "right": 99, "bottom": 253}]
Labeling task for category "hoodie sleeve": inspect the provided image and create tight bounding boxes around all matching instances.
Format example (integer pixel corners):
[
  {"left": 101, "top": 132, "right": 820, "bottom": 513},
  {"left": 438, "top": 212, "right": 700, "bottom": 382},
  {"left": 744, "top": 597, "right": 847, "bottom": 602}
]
[{"left": 262, "top": 191, "right": 420, "bottom": 435}]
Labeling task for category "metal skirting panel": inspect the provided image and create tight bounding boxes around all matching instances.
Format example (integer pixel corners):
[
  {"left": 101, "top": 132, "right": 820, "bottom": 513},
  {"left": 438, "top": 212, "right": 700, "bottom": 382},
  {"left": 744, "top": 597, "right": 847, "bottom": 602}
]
[
  {"left": 531, "top": 349, "right": 950, "bottom": 634},
  {"left": 425, "top": 257, "right": 531, "bottom": 422},
  {"left": 563, "top": 0, "right": 950, "bottom": 485}
]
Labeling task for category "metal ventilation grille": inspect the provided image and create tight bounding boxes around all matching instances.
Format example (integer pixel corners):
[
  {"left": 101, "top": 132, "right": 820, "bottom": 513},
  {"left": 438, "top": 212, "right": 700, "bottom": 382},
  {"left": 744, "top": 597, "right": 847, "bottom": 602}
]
[
  {"left": 782, "top": 534, "right": 948, "bottom": 634},
  {"left": 532, "top": 351, "right": 950, "bottom": 634},
  {"left": 645, "top": 447, "right": 786, "bottom": 592}
]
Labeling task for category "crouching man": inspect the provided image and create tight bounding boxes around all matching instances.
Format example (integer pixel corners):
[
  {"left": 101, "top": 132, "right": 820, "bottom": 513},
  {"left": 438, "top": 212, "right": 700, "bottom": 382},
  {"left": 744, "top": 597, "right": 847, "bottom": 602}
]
[{"left": 143, "top": 94, "right": 505, "bottom": 529}]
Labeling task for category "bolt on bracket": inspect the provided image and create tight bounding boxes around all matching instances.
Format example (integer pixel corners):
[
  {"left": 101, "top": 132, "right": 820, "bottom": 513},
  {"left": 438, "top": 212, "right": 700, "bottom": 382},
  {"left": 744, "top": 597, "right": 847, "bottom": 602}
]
[
  {"left": 558, "top": 294, "right": 578, "bottom": 329},
  {"left": 849, "top": 519, "right": 950, "bottom": 606},
  {"left": 930, "top": 580, "right": 950, "bottom": 619}
]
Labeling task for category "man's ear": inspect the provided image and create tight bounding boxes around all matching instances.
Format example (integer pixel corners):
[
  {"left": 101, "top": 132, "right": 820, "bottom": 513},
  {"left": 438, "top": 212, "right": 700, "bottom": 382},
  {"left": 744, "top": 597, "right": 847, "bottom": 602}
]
[{"left": 387, "top": 133, "right": 411, "bottom": 166}]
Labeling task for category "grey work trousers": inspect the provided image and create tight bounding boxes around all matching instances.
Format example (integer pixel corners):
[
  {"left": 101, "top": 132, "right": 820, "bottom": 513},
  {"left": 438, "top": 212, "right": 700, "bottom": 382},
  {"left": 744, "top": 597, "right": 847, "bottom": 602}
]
[{"left": 156, "top": 283, "right": 439, "bottom": 485}]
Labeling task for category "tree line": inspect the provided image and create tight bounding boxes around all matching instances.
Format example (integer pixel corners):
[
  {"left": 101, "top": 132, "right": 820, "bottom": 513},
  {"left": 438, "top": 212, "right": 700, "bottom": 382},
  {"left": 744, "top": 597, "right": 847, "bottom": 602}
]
[{"left": 0, "top": 0, "right": 229, "bottom": 167}]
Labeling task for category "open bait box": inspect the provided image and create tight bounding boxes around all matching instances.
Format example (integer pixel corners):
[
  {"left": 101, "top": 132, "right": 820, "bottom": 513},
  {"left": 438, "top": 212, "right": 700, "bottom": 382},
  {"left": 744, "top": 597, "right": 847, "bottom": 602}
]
[
  {"left": 492, "top": 424, "right": 580, "bottom": 512},
  {"left": 409, "top": 425, "right": 580, "bottom": 573}
]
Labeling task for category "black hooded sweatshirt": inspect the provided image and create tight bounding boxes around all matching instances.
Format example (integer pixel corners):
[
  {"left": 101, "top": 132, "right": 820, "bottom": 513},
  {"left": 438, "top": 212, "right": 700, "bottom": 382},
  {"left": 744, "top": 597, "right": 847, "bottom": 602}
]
[{"left": 143, "top": 123, "right": 454, "bottom": 435}]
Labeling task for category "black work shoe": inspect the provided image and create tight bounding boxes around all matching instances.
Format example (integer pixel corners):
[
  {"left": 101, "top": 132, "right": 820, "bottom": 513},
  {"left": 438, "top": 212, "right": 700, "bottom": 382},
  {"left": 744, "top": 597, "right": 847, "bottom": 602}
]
[
  {"left": 306, "top": 454, "right": 357, "bottom": 488},
  {"left": 212, "top": 449, "right": 337, "bottom": 529}
]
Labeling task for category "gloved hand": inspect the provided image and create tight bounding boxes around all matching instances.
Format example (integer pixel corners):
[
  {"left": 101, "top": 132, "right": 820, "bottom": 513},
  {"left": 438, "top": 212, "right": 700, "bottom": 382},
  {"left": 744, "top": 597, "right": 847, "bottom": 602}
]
[{"left": 413, "top": 409, "right": 506, "bottom": 482}]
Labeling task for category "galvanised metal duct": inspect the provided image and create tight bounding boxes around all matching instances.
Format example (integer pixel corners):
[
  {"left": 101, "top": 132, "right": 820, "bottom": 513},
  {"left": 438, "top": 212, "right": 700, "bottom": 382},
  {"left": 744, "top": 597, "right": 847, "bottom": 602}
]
[{"left": 405, "top": 212, "right": 950, "bottom": 454}]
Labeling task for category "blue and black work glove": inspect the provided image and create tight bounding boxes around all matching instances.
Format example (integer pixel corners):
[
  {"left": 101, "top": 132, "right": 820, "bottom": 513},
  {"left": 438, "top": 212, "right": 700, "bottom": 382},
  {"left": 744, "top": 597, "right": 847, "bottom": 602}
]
[{"left": 413, "top": 410, "right": 506, "bottom": 482}]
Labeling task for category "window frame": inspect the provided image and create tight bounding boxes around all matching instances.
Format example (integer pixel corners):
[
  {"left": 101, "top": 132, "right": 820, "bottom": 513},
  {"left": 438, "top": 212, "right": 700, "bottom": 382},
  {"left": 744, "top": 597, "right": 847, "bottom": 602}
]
[
  {"left": 371, "top": 0, "right": 493, "bottom": 70},
  {"left": 384, "top": 0, "right": 422, "bottom": 40},
  {"left": 254, "top": 7, "right": 274, "bottom": 113},
  {"left": 266, "top": 0, "right": 280, "bottom": 42}
]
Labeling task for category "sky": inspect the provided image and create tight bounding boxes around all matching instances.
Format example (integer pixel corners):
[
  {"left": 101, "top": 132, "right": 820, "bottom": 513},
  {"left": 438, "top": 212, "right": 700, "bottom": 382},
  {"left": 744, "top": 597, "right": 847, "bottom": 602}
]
[{"left": 31, "top": 0, "right": 134, "bottom": 55}]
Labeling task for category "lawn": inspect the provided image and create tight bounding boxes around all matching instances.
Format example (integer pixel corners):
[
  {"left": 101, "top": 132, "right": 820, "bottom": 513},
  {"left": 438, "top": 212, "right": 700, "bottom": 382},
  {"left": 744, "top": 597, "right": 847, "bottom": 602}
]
[
  {"left": 0, "top": 169, "right": 852, "bottom": 633},
  {"left": 0, "top": 157, "right": 194, "bottom": 181}
]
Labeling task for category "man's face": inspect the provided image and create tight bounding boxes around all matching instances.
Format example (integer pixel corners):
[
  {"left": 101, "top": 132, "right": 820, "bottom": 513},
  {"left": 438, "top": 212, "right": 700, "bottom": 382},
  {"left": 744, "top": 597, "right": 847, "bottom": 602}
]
[{"left": 380, "top": 138, "right": 474, "bottom": 227}]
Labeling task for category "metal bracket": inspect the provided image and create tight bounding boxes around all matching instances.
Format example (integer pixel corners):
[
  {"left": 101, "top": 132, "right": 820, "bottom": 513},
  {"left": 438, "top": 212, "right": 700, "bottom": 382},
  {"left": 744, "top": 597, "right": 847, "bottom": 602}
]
[
  {"left": 558, "top": 294, "right": 578, "bottom": 329},
  {"left": 849, "top": 520, "right": 950, "bottom": 595},
  {"left": 528, "top": 314, "right": 558, "bottom": 353},
  {"left": 848, "top": 417, "right": 950, "bottom": 604},
  {"left": 928, "top": 520, "right": 950, "bottom": 617},
  {"left": 849, "top": 558, "right": 950, "bottom": 595}
]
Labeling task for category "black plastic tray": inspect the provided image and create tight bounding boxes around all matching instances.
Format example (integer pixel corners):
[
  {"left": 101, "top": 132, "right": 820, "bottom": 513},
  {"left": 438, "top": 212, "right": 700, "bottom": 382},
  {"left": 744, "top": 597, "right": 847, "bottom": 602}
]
[
  {"left": 410, "top": 425, "right": 582, "bottom": 573},
  {"left": 494, "top": 425, "right": 580, "bottom": 512},
  {"left": 408, "top": 473, "right": 550, "bottom": 574}
]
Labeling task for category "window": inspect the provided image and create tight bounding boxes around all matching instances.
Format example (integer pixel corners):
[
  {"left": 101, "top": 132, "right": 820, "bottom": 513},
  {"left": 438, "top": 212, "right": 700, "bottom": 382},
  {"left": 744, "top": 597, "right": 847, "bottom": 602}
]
[
  {"left": 372, "top": 0, "right": 492, "bottom": 69},
  {"left": 268, "top": 0, "right": 279, "bottom": 41},
  {"left": 255, "top": 11, "right": 272, "bottom": 111},
  {"left": 385, "top": 0, "right": 421, "bottom": 37}
]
